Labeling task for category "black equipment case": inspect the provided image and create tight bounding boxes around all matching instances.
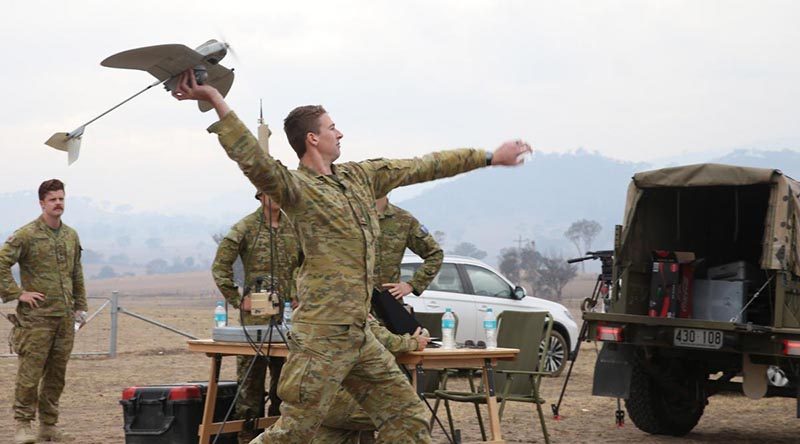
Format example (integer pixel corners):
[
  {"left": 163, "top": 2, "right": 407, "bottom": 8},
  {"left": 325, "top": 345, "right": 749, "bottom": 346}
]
[{"left": 120, "top": 381, "right": 238, "bottom": 444}]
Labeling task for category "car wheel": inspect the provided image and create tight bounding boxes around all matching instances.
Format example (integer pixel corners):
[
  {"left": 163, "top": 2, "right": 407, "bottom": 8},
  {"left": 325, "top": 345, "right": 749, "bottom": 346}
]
[{"left": 540, "top": 330, "right": 567, "bottom": 377}]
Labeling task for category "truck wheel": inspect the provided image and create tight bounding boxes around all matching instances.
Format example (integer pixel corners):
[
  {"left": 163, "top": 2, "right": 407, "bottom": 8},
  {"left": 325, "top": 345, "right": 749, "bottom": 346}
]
[
  {"left": 540, "top": 330, "right": 567, "bottom": 377},
  {"left": 625, "top": 357, "right": 705, "bottom": 436}
]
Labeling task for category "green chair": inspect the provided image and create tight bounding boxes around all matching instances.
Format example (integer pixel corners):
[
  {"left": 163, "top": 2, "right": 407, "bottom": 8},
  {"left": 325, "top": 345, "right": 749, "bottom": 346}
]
[{"left": 433, "top": 310, "right": 554, "bottom": 444}]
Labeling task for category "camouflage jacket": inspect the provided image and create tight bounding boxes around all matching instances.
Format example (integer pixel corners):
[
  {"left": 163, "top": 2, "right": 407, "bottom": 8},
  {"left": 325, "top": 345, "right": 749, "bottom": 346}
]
[
  {"left": 376, "top": 203, "right": 442, "bottom": 295},
  {"left": 212, "top": 207, "right": 301, "bottom": 309},
  {"left": 0, "top": 217, "right": 87, "bottom": 317},
  {"left": 369, "top": 316, "right": 419, "bottom": 353},
  {"left": 208, "top": 111, "right": 486, "bottom": 325}
]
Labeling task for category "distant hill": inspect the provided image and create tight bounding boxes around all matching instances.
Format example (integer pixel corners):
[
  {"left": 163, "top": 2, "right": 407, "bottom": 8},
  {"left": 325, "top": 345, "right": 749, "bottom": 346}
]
[
  {"left": 398, "top": 148, "right": 800, "bottom": 265},
  {"left": 0, "top": 190, "right": 227, "bottom": 268},
  {"left": 2, "top": 148, "right": 798, "bottom": 273},
  {"left": 398, "top": 150, "right": 645, "bottom": 263}
]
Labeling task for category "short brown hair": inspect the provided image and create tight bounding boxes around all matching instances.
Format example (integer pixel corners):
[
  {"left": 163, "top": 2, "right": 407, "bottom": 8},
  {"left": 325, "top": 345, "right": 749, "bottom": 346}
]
[
  {"left": 38, "top": 179, "right": 65, "bottom": 201},
  {"left": 283, "top": 105, "right": 327, "bottom": 158}
]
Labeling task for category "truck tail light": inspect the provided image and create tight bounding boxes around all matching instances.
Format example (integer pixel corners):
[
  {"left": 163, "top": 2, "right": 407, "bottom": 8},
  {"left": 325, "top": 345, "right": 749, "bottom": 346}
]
[
  {"left": 597, "top": 325, "right": 624, "bottom": 342},
  {"left": 782, "top": 340, "right": 800, "bottom": 356}
]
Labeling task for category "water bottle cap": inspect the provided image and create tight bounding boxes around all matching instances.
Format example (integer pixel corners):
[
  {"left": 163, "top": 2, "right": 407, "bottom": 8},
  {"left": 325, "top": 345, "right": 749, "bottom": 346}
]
[
  {"left": 445, "top": 308, "right": 452, "bottom": 312},
  {"left": 216, "top": 301, "right": 224, "bottom": 307},
  {"left": 487, "top": 308, "right": 493, "bottom": 312}
]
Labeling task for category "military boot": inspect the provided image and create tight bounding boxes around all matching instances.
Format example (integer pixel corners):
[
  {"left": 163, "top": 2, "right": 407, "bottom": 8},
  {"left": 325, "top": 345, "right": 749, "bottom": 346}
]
[
  {"left": 38, "top": 424, "right": 75, "bottom": 442},
  {"left": 14, "top": 421, "right": 36, "bottom": 444}
]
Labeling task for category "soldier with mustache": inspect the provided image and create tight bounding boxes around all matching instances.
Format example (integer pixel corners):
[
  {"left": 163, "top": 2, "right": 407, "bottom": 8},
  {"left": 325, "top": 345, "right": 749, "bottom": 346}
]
[{"left": 0, "top": 179, "right": 88, "bottom": 443}]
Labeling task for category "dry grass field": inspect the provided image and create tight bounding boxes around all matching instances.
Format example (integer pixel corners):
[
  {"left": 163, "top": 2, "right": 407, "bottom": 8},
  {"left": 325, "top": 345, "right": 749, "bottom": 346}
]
[{"left": 0, "top": 273, "right": 798, "bottom": 443}]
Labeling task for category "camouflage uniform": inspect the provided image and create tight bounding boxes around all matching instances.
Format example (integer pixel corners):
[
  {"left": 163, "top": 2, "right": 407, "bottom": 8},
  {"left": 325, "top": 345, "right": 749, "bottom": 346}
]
[
  {"left": 208, "top": 111, "right": 486, "bottom": 443},
  {"left": 376, "top": 203, "right": 442, "bottom": 297},
  {"left": 0, "top": 217, "right": 87, "bottom": 425},
  {"left": 212, "top": 208, "right": 300, "bottom": 442},
  {"left": 313, "top": 318, "right": 421, "bottom": 444}
]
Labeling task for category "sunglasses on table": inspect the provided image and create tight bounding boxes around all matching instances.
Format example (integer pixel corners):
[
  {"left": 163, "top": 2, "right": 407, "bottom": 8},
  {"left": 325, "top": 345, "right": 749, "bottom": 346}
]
[{"left": 462, "top": 340, "right": 486, "bottom": 349}]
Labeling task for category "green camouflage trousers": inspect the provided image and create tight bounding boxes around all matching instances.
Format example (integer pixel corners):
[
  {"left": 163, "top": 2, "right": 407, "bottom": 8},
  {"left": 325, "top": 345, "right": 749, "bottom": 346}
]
[
  {"left": 312, "top": 387, "right": 374, "bottom": 444},
  {"left": 11, "top": 314, "right": 74, "bottom": 424},
  {"left": 250, "top": 322, "right": 429, "bottom": 444}
]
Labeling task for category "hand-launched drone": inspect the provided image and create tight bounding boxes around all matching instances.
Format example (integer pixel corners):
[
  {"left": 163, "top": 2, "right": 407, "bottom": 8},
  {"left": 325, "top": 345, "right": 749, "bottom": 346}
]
[{"left": 45, "top": 39, "right": 235, "bottom": 164}]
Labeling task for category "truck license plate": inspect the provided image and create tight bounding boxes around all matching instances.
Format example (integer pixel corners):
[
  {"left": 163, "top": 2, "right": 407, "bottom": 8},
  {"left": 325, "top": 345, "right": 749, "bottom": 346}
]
[{"left": 673, "top": 328, "right": 723, "bottom": 350}]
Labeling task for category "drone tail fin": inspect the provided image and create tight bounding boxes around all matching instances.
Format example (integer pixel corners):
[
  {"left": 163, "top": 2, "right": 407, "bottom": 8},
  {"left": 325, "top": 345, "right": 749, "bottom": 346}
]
[{"left": 44, "top": 127, "right": 84, "bottom": 165}]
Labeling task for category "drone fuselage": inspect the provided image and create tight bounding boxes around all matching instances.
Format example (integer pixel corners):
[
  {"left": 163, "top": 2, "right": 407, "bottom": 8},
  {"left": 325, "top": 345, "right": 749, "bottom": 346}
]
[{"left": 195, "top": 40, "right": 228, "bottom": 65}]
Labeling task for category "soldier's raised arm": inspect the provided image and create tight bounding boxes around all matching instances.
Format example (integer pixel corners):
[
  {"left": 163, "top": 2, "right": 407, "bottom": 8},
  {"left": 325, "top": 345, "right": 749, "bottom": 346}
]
[
  {"left": 72, "top": 234, "right": 88, "bottom": 312},
  {"left": 363, "top": 141, "right": 532, "bottom": 199},
  {"left": 172, "top": 70, "right": 300, "bottom": 207},
  {"left": 405, "top": 218, "right": 443, "bottom": 296}
]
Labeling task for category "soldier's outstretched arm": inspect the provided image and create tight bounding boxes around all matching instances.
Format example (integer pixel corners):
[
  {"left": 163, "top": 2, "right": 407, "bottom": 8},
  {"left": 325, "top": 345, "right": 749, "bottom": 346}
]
[
  {"left": 72, "top": 235, "right": 88, "bottom": 312},
  {"left": 405, "top": 218, "right": 443, "bottom": 296},
  {"left": 363, "top": 141, "right": 532, "bottom": 198},
  {"left": 172, "top": 70, "right": 300, "bottom": 207},
  {"left": 211, "top": 235, "right": 244, "bottom": 308}
]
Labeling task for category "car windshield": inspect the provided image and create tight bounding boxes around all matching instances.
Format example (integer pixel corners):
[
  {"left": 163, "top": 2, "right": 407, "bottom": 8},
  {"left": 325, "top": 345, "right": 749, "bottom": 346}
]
[{"left": 463, "top": 264, "right": 512, "bottom": 298}]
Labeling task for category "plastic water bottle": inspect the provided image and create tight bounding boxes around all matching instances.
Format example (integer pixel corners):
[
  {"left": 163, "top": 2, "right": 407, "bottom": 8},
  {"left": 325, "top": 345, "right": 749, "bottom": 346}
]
[
  {"left": 484, "top": 308, "right": 497, "bottom": 349},
  {"left": 442, "top": 308, "right": 456, "bottom": 349},
  {"left": 283, "top": 301, "right": 293, "bottom": 330},
  {"left": 214, "top": 301, "right": 226, "bottom": 327}
]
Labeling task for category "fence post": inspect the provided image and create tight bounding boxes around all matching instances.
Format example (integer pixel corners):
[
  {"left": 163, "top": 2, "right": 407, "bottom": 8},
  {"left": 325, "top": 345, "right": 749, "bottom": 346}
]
[{"left": 110, "top": 291, "right": 119, "bottom": 358}]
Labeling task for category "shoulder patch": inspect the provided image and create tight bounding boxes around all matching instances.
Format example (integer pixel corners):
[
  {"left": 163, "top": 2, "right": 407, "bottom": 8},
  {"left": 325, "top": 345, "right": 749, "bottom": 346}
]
[
  {"left": 5, "top": 235, "right": 14, "bottom": 244},
  {"left": 418, "top": 225, "right": 429, "bottom": 235}
]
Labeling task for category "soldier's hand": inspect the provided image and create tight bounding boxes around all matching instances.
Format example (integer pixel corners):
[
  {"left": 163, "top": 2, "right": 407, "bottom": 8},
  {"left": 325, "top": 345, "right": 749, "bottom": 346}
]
[
  {"left": 74, "top": 310, "right": 88, "bottom": 327},
  {"left": 382, "top": 282, "right": 413, "bottom": 299},
  {"left": 412, "top": 327, "right": 431, "bottom": 350},
  {"left": 171, "top": 69, "right": 230, "bottom": 118},
  {"left": 492, "top": 140, "right": 532, "bottom": 166},
  {"left": 19, "top": 291, "right": 45, "bottom": 308},
  {"left": 241, "top": 296, "right": 252, "bottom": 312}
]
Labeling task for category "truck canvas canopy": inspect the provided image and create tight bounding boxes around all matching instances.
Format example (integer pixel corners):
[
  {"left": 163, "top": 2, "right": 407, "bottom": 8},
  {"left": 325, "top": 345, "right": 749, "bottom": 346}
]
[{"left": 618, "top": 163, "right": 800, "bottom": 327}]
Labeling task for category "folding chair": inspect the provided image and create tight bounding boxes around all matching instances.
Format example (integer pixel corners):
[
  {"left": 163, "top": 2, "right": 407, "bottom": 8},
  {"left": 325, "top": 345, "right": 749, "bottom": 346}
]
[{"left": 433, "top": 310, "right": 554, "bottom": 444}]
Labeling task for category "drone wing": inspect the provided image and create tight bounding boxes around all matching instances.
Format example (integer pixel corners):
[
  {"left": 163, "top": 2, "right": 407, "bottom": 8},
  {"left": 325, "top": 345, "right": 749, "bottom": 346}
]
[
  {"left": 102, "top": 44, "right": 235, "bottom": 112},
  {"left": 198, "top": 64, "right": 235, "bottom": 112},
  {"left": 101, "top": 44, "right": 204, "bottom": 81}
]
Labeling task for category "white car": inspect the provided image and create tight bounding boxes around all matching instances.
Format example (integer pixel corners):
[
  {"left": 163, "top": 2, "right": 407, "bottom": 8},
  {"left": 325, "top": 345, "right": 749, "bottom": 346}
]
[{"left": 401, "top": 254, "right": 579, "bottom": 375}]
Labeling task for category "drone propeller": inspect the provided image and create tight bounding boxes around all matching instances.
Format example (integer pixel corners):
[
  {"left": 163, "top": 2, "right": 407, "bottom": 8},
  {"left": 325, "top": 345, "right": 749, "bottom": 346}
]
[{"left": 215, "top": 30, "right": 240, "bottom": 64}]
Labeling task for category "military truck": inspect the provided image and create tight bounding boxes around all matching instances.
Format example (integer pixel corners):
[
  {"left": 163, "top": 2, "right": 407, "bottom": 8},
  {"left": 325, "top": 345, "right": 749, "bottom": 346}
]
[{"left": 584, "top": 163, "right": 800, "bottom": 436}]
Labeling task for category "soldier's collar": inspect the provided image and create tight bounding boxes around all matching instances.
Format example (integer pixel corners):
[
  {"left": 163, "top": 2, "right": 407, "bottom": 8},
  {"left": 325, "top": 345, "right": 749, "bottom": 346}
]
[
  {"left": 380, "top": 204, "right": 397, "bottom": 219},
  {"left": 36, "top": 216, "right": 62, "bottom": 237},
  {"left": 298, "top": 162, "right": 340, "bottom": 179}
]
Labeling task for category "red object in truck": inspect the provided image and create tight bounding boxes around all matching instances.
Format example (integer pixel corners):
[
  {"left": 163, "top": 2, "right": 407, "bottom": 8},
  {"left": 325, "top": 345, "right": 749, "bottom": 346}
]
[{"left": 649, "top": 251, "right": 695, "bottom": 318}]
